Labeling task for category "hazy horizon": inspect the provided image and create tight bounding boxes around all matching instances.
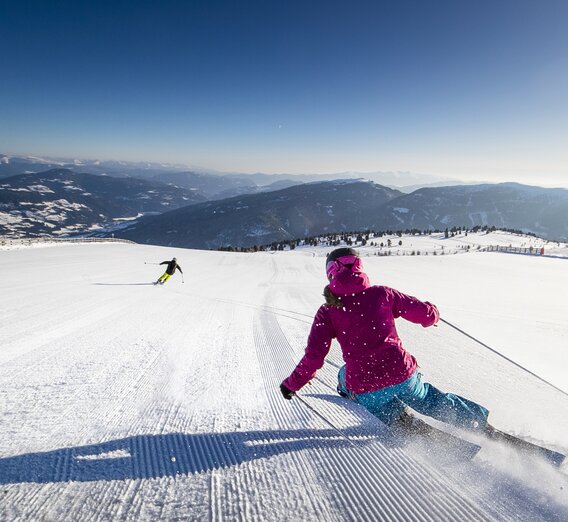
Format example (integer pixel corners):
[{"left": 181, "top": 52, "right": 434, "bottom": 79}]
[{"left": 3, "top": 149, "right": 568, "bottom": 190}]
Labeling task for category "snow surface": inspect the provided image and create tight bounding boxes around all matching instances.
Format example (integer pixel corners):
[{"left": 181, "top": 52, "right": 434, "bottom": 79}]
[{"left": 0, "top": 238, "right": 567, "bottom": 521}]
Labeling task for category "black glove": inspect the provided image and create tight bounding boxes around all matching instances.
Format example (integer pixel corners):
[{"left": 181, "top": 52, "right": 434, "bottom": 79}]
[{"left": 280, "top": 383, "right": 295, "bottom": 400}]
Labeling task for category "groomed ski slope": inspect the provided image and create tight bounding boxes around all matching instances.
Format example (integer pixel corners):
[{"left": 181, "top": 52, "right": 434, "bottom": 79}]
[{"left": 0, "top": 241, "right": 567, "bottom": 521}]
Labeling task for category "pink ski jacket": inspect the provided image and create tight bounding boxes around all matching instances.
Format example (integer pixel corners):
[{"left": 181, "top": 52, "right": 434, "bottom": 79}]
[{"left": 283, "top": 284, "right": 439, "bottom": 395}]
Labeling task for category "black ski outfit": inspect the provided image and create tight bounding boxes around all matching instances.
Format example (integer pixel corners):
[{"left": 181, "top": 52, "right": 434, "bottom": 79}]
[{"left": 156, "top": 258, "right": 183, "bottom": 284}]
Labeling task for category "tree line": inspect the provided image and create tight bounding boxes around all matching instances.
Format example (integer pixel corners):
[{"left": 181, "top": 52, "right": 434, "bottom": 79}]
[{"left": 217, "top": 225, "right": 537, "bottom": 253}]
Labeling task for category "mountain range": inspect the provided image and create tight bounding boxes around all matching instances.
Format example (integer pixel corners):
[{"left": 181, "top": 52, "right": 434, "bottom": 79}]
[
  {"left": 2, "top": 157, "right": 567, "bottom": 246},
  {"left": 0, "top": 169, "right": 204, "bottom": 237},
  {"left": 0, "top": 153, "right": 461, "bottom": 193},
  {"left": 378, "top": 183, "right": 568, "bottom": 240},
  {"left": 150, "top": 170, "right": 303, "bottom": 200},
  {"left": 112, "top": 180, "right": 403, "bottom": 249},
  {"left": 111, "top": 180, "right": 568, "bottom": 248}
]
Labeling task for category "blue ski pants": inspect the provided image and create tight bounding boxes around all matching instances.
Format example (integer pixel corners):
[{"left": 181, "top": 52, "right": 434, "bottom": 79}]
[{"left": 337, "top": 366, "right": 489, "bottom": 431}]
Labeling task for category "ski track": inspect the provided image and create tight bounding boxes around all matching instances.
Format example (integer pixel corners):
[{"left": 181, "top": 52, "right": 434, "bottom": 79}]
[{"left": 0, "top": 244, "right": 567, "bottom": 521}]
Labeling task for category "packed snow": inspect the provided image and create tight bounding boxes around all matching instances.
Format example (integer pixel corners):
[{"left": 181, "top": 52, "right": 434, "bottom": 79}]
[{"left": 0, "top": 235, "right": 567, "bottom": 521}]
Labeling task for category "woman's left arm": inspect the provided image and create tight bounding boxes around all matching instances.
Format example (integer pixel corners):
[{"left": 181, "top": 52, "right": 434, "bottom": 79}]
[{"left": 389, "top": 287, "right": 440, "bottom": 327}]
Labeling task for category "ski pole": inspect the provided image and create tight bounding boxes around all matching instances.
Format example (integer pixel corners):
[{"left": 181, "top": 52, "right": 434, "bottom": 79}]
[
  {"left": 144, "top": 262, "right": 160, "bottom": 265},
  {"left": 440, "top": 318, "right": 568, "bottom": 398}
]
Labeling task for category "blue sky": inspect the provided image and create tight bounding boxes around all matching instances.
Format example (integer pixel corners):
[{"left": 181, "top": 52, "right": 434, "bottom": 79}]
[{"left": 1, "top": 0, "right": 567, "bottom": 186}]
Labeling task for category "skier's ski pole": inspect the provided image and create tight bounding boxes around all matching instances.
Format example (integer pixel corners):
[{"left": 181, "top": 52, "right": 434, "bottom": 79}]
[
  {"left": 440, "top": 318, "right": 568, "bottom": 398},
  {"left": 295, "top": 395, "right": 358, "bottom": 448},
  {"left": 144, "top": 262, "right": 160, "bottom": 265}
]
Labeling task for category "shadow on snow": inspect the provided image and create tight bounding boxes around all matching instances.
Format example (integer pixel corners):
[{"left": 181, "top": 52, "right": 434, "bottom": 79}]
[
  {"left": 93, "top": 282, "right": 155, "bottom": 286},
  {"left": 0, "top": 425, "right": 382, "bottom": 484},
  {"left": 1, "top": 399, "right": 567, "bottom": 522}
]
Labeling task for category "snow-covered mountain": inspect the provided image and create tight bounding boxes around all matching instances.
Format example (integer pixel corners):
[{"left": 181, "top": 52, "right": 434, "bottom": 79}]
[
  {"left": 0, "top": 154, "right": 68, "bottom": 178},
  {"left": 113, "top": 179, "right": 403, "bottom": 249},
  {"left": 112, "top": 180, "right": 568, "bottom": 248},
  {"left": 0, "top": 169, "right": 205, "bottom": 238},
  {"left": 149, "top": 170, "right": 303, "bottom": 200},
  {"left": 0, "top": 154, "right": 191, "bottom": 180},
  {"left": 0, "top": 238, "right": 566, "bottom": 520},
  {"left": 3, "top": 158, "right": 567, "bottom": 246},
  {"left": 0, "top": 154, "right": 305, "bottom": 200},
  {"left": 379, "top": 183, "right": 568, "bottom": 240}
]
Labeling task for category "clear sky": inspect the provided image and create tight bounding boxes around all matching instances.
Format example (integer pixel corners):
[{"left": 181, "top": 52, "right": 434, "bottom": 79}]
[{"left": 1, "top": 0, "right": 567, "bottom": 186}]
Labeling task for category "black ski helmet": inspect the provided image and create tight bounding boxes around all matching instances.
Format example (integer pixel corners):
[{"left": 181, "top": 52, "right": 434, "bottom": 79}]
[{"left": 325, "top": 247, "right": 359, "bottom": 269}]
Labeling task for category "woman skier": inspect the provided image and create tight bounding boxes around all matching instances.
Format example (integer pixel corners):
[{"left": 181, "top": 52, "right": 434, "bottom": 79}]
[
  {"left": 155, "top": 257, "right": 183, "bottom": 285},
  {"left": 280, "top": 247, "right": 490, "bottom": 433}
]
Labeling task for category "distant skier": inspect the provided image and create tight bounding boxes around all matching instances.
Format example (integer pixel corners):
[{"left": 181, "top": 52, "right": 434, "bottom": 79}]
[
  {"left": 280, "top": 247, "right": 490, "bottom": 434},
  {"left": 155, "top": 257, "right": 183, "bottom": 285}
]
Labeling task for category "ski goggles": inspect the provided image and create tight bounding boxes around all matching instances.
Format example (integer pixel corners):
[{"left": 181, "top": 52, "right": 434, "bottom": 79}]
[{"left": 325, "top": 255, "right": 362, "bottom": 280}]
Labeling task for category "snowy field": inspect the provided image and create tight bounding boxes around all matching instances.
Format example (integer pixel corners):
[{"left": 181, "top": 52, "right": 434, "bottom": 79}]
[{"left": 1, "top": 237, "right": 567, "bottom": 521}]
